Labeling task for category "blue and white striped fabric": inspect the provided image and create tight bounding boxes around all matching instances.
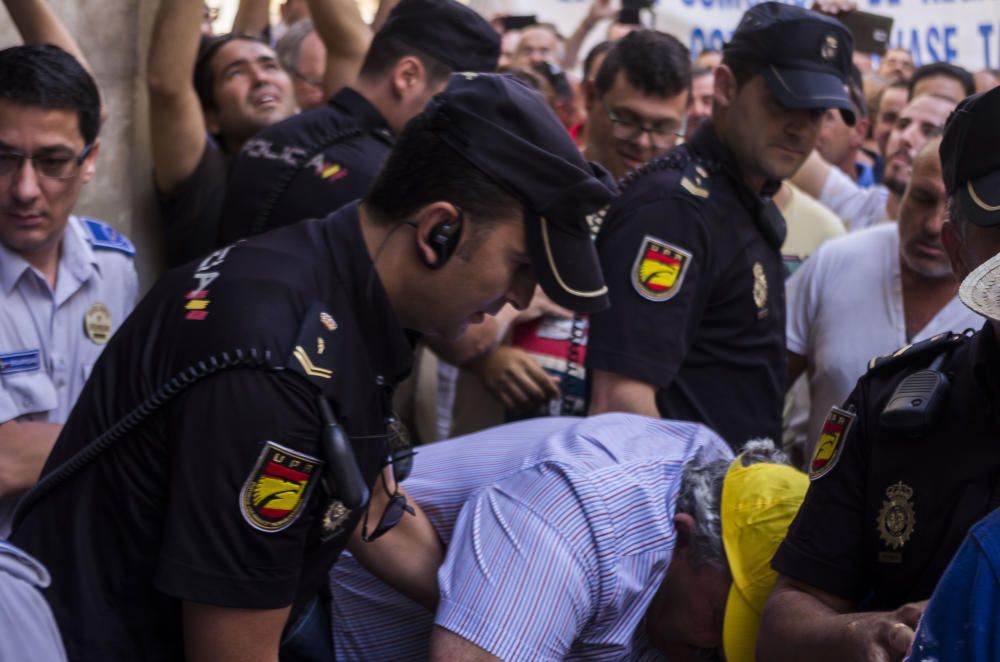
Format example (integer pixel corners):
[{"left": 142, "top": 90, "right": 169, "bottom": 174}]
[{"left": 330, "top": 413, "right": 732, "bottom": 661}]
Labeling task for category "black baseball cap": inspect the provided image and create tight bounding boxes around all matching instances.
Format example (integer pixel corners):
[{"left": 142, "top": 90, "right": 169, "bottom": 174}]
[
  {"left": 940, "top": 86, "right": 1000, "bottom": 227},
  {"left": 425, "top": 73, "right": 616, "bottom": 313},
  {"left": 724, "top": 2, "right": 856, "bottom": 125},
  {"left": 377, "top": 0, "right": 500, "bottom": 73}
]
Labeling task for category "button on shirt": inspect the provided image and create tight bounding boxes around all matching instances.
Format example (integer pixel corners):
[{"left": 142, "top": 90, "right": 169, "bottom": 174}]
[
  {"left": 217, "top": 87, "right": 394, "bottom": 245},
  {"left": 0, "top": 215, "right": 137, "bottom": 425},
  {"left": 330, "top": 414, "right": 733, "bottom": 661},
  {"left": 588, "top": 122, "right": 788, "bottom": 448}
]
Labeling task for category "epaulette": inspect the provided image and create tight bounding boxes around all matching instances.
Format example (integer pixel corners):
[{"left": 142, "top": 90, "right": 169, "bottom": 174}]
[
  {"left": 287, "top": 302, "right": 340, "bottom": 389},
  {"left": 618, "top": 151, "right": 717, "bottom": 201},
  {"left": 80, "top": 217, "right": 135, "bottom": 256},
  {"left": 866, "top": 331, "right": 970, "bottom": 373}
]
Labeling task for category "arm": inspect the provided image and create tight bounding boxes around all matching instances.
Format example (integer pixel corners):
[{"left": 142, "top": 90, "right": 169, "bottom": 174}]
[
  {"left": 0, "top": 421, "right": 60, "bottom": 496},
  {"left": 466, "top": 346, "right": 560, "bottom": 412},
  {"left": 790, "top": 150, "right": 833, "bottom": 201},
  {"left": 758, "top": 575, "right": 923, "bottom": 662},
  {"left": 788, "top": 350, "right": 808, "bottom": 388},
  {"left": 231, "top": 0, "right": 270, "bottom": 36},
  {"left": 588, "top": 369, "right": 660, "bottom": 417},
  {"left": 308, "top": 0, "right": 373, "bottom": 97},
  {"left": 561, "top": 0, "right": 616, "bottom": 70},
  {"left": 430, "top": 627, "right": 502, "bottom": 662},
  {"left": 182, "top": 602, "right": 290, "bottom": 662},
  {"left": 370, "top": 0, "right": 401, "bottom": 32},
  {"left": 346, "top": 470, "right": 444, "bottom": 611},
  {"left": 2, "top": 0, "right": 106, "bottom": 123},
  {"left": 147, "top": 0, "right": 208, "bottom": 193}
]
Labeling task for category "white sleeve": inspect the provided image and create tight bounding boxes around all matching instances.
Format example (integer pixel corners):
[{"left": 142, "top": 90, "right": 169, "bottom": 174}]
[
  {"left": 785, "top": 245, "right": 825, "bottom": 357},
  {"left": 819, "top": 168, "right": 889, "bottom": 231}
]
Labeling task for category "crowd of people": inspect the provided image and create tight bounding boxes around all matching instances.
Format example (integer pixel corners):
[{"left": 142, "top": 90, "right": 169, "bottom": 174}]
[{"left": 1, "top": 0, "right": 1000, "bottom": 659}]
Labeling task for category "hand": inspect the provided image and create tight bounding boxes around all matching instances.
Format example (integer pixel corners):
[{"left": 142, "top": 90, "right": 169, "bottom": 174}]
[
  {"left": 842, "top": 602, "right": 926, "bottom": 662},
  {"left": 587, "top": 0, "right": 617, "bottom": 24},
  {"left": 513, "top": 286, "right": 574, "bottom": 324},
  {"left": 469, "top": 346, "right": 561, "bottom": 412},
  {"left": 810, "top": 0, "right": 857, "bottom": 15}
]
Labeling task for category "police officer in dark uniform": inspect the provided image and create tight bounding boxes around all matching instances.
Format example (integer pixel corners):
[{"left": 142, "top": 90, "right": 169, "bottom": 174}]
[
  {"left": 215, "top": 0, "right": 498, "bottom": 246},
  {"left": 11, "top": 73, "right": 615, "bottom": 661},
  {"left": 586, "top": 2, "right": 856, "bottom": 448},
  {"left": 760, "top": 86, "right": 1000, "bottom": 662}
]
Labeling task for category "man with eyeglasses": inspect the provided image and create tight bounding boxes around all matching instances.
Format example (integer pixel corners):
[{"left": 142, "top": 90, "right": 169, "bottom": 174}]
[
  {"left": 582, "top": 29, "right": 691, "bottom": 181},
  {"left": 587, "top": 3, "right": 856, "bottom": 450},
  {"left": 0, "top": 44, "right": 137, "bottom": 538}
]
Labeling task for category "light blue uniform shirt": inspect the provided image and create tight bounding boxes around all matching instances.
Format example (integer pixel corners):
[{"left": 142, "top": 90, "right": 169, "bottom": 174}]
[
  {"left": 0, "top": 215, "right": 137, "bottom": 533},
  {"left": 0, "top": 539, "right": 67, "bottom": 661},
  {"left": 330, "top": 413, "right": 732, "bottom": 661}
]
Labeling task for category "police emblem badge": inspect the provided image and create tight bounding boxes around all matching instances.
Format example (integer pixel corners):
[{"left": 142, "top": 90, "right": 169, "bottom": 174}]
[
  {"left": 84, "top": 303, "right": 113, "bottom": 344},
  {"left": 752, "top": 262, "right": 768, "bottom": 317},
  {"left": 809, "top": 406, "right": 854, "bottom": 480},
  {"left": 877, "top": 481, "right": 916, "bottom": 555},
  {"left": 240, "top": 441, "right": 322, "bottom": 532},
  {"left": 321, "top": 500, "right": 351, "bottom": 540},
  {"left": 632, "top": 235, "right": 692, "bottom": 302}
]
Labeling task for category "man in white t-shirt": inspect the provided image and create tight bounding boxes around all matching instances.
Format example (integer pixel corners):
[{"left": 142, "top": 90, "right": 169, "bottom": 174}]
[
  {"left": 791, "top": 93, "right": 956, "bottom": 232},
  {"left": 786, "top": 136, "right": 982, "bottom": 457}
]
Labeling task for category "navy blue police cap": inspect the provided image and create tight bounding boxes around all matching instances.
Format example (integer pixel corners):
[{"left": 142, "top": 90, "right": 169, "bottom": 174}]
[
  {"left": 940, "top": 85, "right": 1000, "bottom": 227},
  {"left": 424, "top": 72, "right": 616, "bottom": 313},
  {"left": 377, "top": 0, "right": 500, "bottom": 73},
  {"left": 724, "top": 2, "right": 856, "bottom": 125}
]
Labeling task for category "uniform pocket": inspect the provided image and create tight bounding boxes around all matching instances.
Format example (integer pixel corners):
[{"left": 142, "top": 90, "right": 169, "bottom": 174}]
[{"left": 1, "top": 370, "right": 58, "bottom": 419}]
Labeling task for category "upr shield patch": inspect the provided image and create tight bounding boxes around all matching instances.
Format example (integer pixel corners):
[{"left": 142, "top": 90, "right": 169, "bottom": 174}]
[
  {"left": 809, "top": 407, "right": 854, "bottom": 480},
  {"left": 240, "top": 441, "right": 322, "bottom": 532},
  {"left": 632, "top": 235, "right": 692, "bottom": 302}
]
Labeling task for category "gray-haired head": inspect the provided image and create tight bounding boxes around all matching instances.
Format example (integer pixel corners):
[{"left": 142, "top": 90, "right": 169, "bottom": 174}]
[
  {"left": 276, "top": 18, "right": 315, "bottom": 74},
  {"left": 676, "top": 438, "right": 788, "bottom": 569}
]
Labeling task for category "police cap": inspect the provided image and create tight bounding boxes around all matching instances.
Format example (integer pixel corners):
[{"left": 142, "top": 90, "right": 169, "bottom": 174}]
[
  {"left": 377, "top": 0, "right": 500, "bottom": 73},
  {"left": 940, "top": 86, "right": 1000, "bottom": 228},
  {"left": 426, "top": 72, "right": 615, "bottom": 313},
  {"left": 724, "top": 2, "right": 856, "bottom": 125}
]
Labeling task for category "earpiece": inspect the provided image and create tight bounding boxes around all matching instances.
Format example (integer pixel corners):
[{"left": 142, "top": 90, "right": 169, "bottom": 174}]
[{"left": 415, "top": 210, "right": 463, "bottom": 269}]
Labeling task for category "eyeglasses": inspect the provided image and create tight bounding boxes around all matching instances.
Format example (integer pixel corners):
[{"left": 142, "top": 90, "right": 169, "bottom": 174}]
[
  {"left": 0, "top": 143, "right": 94, "bottom": 180},
  {"left": 601, "top": 98, "right": 685, "bottom": 149},
  {"left": 290, "top": 69, "right": 323, "bottom": 89},
  {"left": 360, "top": 463, "right": 415, "bottom": 542}
]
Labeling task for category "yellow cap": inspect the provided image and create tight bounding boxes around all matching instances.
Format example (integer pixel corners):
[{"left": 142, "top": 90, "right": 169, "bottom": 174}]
[{"left": 721, "top": 458, "right": 809, "bottom": 662}]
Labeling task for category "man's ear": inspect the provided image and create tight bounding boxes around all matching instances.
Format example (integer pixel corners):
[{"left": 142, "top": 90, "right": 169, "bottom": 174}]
[
  {"left": 204, "top": 109, "right": 221, "bottom": 137},
  {"left": 391, "top": 56, "right": 426, "bottom": 100},
  {"left": 583, "top": 79, "right": 599, "bottom": 112},
  {"left": 942, "top": 220, "right": 969, "bottom": 281},
  {"left": 673, "top": 512, "right": 696, "bottom": 549},
  {"left": 80, "top": 138, "right": 101, "bottom": 183},
  {"left": 712, "top": 64, "right": 738, "bottom": 109},
  {"left": 853, "top": 117, "right": 870, "bottom": 147},
  {"left": 412, "top": 202, "right": 462, "bottom": 268}
]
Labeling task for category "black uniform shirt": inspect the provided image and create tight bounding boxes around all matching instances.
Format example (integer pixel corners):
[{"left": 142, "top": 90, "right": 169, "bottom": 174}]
[
  {"left": 217, "top": 87, "right": 394, "bottom": 245},
  {"left": 587, "top": 121, "right": 787, "bottom": 448},
  {"left": 774, "top": 323, "right": 1000, "bottom": 609},
  {"left": 12, "top": 202, "right": 412, "bottom": 661}
]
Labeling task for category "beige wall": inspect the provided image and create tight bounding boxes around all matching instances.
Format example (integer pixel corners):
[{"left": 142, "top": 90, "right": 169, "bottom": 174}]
[{"left": 0, "top": 1, "right": 164, "bottom": 290}]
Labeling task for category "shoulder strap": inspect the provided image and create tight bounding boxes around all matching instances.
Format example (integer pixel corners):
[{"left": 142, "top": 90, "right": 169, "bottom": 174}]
[{"left": 79, "top": 217, "right": 135, "bottom": 256}]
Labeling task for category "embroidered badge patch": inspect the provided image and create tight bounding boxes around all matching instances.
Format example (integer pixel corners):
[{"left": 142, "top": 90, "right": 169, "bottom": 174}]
[
  {"left": 631, "top": 235, "right": 692, "bottom": 302},
  {"left": 877, "top": 481, "right": 916, "bottom": 552},
  {"left": 809, "top": 406, "right": 854, "bottom": 480},
  {"left": 240, "top": 442, "right": 322, "bottom": 533},
  {"left": 0, "top": 350, "right": 41, "bottom": 375}
]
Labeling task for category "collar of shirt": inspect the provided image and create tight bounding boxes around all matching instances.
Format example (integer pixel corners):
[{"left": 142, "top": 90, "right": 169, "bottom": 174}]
[
  {"left": 0, "top": 215, "right": 97, "bottom": 300},
  {"left": 329, "top": 87, "right": 391, "bottom": 134},
  {"left": 322, "top": 202, "right": 414, "bottom": 386},
  {"left": 686, "top": 120, "right": 782, "bottom": 203}
]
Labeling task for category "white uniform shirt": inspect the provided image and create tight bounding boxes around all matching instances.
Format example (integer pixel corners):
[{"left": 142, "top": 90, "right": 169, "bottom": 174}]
[
  {"left": 819, "top": 164, "right": 891, "bottom": 232},
  {"left": 786, "top": 223, "right": 982, "bottom": 455},
  {"left": 0, "top": 215, "right": 137, "bottom": 533}
]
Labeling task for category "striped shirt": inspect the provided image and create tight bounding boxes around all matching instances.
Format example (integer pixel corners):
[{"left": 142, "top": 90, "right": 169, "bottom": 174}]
[{"left": 330, "top": 413, "right": 732, "bottom": 661}]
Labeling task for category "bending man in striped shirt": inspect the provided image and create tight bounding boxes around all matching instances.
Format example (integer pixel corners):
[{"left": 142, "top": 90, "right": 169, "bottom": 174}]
[{"left": 335, "top": 413, "right": 807, "bottom": 661}]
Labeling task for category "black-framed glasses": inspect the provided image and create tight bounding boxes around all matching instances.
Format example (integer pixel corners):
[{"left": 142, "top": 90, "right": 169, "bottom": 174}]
[
  {"left": 360, "top": 467, "right": 415, "bottom": 542},
  {"left": 0, "top": 143, "right": 94, "bottom": 180},
  {"left": 601, "top": 98, "right": 685, "bottom": 149}
]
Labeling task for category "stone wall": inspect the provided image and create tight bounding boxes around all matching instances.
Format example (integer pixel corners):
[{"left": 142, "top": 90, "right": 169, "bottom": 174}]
[{"left": 0, "top": 0, "right": 164, "bottom": 289}]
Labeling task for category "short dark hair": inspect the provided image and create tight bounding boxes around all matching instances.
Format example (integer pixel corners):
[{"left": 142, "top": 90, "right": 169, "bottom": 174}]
[
  {"left": 194, "top": 33, "right": 272, "bottom": 112},
  {"left": 582, "top": 40, "right": 613, "bottom": 81},
  {"left": 595, "top": 30, "right": 690, "bottom": 99},
  {"left": 0, "top": 44, "right": 101, "bottom": 145},
  {"left": 909, "top": 62, "right": 975, "bottom": 99},
  {"left": 365, "top": 109, "right": 521, "bottom": 227},
  {"left": 359, "top": 33, "right": 452, "bottom": 86},
  {"left": 532, "top": 62, "right": 572, "bottom": 106}
]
